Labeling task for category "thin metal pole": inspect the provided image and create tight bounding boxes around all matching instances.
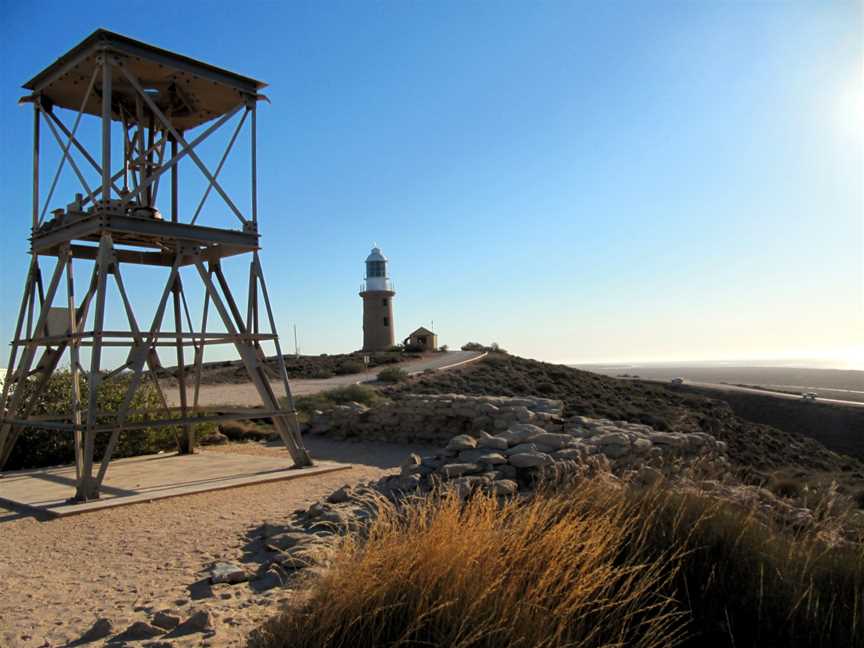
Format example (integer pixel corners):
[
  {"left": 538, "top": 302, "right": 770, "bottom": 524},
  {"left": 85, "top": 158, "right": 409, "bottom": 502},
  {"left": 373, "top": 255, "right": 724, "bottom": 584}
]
[
  {"left": 294, "top": 324, "right": 299, "bottom": 359},
  {"left": 79, "top": 235, "right": 111, "bottom": 500},
  {"left": 41, "top": 107, "right": 94, "bottom": 199},
  {"left": 45, "top": 110, "right": 123, "bottom": 198},
  {"left": 172, "top": 274, "right": 193, "bottom": 453},
  {"left": 193, "top": 257, "right": 311, "bottom": 467},
  {"left": 0, "top": 256, "right": 66, "bottom": 468},
  {"left": 192, "top": 288, "right": 210, "bottom": 412},
  {"left": 101, "top": 56, "right": 112, "bottom": 204},
  {"left": 66, "top": 248, "right": 84, "bottom": 481},
  {"left": 146, "top": 112, "right": 155, "bottom": 206},
  {"left": 95, "top": 259, "right": 178, "bottom": 486},
  {"left": 118, "top": 63, "right": 247, "bottom": 224},
  {"left": 251, "top": 103, "right": 257, "bottom": 225},
  {"left": 190, "top": 110, "right": 247, "bottom": 225},
  {"left": 32, "top": 106, "right": 39, "bottom": 230},
  {"left": 0, "top": 259, "right": 36, "bottom": 408},
  {"left": 171, "top": 136, "right": 178, "bottom": 222},
  {"left": 114, "top": 103, "right": 243, "bottom": 212}
]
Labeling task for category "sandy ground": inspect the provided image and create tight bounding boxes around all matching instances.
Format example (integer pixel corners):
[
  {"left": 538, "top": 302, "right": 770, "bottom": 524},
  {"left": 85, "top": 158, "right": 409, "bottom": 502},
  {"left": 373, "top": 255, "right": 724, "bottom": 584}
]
[
  {"left": 164, "top": 350, "right": 482, "bottom": 408},
  {"left": 0, "top": 437, "right": 437, "bottom": 648}
]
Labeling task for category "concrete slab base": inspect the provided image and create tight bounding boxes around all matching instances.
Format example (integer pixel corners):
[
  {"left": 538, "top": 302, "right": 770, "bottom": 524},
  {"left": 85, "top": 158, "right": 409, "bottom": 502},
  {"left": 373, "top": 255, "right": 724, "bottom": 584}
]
[{"left": 0, "top": 450, "right": 350, "bottom": 518}]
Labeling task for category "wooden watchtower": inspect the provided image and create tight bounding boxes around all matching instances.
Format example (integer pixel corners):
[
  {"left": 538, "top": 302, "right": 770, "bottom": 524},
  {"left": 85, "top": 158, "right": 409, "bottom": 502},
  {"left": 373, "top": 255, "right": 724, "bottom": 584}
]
[{"left": 0, "top": 30, "right": 312, "bottom": 502}]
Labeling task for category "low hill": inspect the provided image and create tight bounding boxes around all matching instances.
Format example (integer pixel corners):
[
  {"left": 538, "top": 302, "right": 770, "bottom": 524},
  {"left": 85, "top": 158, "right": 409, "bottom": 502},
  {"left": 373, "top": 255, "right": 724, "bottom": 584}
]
[{"left": 390, "top": 353, "right": 863, "bottom": 481}]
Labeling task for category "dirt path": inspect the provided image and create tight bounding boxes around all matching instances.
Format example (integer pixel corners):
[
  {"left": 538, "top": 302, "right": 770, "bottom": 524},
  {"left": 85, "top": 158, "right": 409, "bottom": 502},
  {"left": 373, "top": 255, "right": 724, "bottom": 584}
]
[
  {"left": 0, "top": 437, "right": 436, "bottom": 648},
  {"left": 165, "top": 350, "right": 483, "bottom": 408}
]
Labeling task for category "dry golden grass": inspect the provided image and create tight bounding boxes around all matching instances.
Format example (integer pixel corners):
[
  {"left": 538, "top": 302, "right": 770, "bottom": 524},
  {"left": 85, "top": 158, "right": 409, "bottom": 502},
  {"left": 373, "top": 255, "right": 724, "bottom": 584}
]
[
  {"left": 251, "top": 481, "right": 689, "bottom": 648},
  {"left": 251, "top": 474, "right": 864, "bottom": 648}
]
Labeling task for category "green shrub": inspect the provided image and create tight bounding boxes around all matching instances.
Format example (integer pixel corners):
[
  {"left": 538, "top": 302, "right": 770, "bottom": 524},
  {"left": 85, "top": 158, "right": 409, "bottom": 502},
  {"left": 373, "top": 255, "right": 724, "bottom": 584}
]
[
  {"left": 377, "top": 367, "right": 408, "bottom": 383},
  {"left": 291, "top": 384, "right": 381, "bottom": 421},
  {"left": 219, "top": 420, "right": 274, "bottom": 442},
  {"left": 5, "top": 370, "right": 179, "bottom": 471},
  {"left": 326, "top": 384, "right": 380, "bottom": 405},
  {"left": 334, "top": 360, "right": 366, "bottom": 375},
  {"left": 309, "top": 368, "right": 336, "bottom": 379}
]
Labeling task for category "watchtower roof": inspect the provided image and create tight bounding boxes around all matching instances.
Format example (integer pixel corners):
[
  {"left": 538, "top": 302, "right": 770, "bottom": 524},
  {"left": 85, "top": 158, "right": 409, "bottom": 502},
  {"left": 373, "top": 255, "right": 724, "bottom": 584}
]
[{"left": 22, "top": 29, "right": 266, "bottom": 131}]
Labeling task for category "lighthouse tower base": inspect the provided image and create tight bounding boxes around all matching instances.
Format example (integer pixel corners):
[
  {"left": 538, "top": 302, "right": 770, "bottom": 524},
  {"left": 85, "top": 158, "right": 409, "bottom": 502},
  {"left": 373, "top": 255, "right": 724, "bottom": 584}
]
[{"left": 360, "top": 289, "right": 395, "bottom": 351}]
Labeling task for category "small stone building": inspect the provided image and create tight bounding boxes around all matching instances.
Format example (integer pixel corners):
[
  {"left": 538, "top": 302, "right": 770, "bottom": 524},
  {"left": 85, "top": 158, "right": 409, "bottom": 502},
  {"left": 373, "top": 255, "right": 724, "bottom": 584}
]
[{"left": 404, "top": 327, "right": 438, "bottom": 352}]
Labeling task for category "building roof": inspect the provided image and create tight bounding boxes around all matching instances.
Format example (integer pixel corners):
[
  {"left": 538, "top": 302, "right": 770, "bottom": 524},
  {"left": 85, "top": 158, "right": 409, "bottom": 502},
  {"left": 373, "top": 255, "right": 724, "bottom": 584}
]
[
  {"left": 365, "top": 246, "right": 388, "bottom": 263},
  {"left": 22, "top": 29, "right": 266, "bottom": 131},
  {"left": 409, "top": 327, "right": 436, "bottom": 337}
]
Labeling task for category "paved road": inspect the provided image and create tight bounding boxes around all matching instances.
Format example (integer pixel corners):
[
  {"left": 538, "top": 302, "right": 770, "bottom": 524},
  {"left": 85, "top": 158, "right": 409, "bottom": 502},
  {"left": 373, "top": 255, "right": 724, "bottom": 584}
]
[
  {"left": 647, "top": 379, "right": 864, "bottom": 409},
  {"left": 166, "top": 350, "right": 484, "bottom": 408}
]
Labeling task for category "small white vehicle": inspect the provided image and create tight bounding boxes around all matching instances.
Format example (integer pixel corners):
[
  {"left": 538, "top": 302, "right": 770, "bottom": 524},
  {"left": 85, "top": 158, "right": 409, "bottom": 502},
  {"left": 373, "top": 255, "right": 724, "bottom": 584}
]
[
  {"left": 670, "top": 377, "right": 685, "bottom": 385},
  {"left": 801, "top": 392, "right": 818, "bottom": 401}
]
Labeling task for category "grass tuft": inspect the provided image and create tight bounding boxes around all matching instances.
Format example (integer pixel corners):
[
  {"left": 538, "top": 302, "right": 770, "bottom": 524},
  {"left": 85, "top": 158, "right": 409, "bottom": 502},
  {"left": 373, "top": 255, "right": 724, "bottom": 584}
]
[{"left": 252, "top": 479, "right": 864, "bottom": 648}]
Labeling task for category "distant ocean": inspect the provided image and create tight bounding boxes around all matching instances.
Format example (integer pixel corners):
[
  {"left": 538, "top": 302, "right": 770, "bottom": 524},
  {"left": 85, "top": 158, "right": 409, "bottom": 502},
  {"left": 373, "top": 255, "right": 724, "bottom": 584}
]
[{"left": 569, "top": 362, "right": 864, "bottom": 404}]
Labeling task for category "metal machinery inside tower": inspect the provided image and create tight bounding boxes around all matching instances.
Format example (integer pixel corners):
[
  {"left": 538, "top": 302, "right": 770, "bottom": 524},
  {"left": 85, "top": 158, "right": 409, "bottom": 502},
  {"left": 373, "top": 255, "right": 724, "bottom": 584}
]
[{"left": 0, "top": 29, "right": 313, "bottom": 502}]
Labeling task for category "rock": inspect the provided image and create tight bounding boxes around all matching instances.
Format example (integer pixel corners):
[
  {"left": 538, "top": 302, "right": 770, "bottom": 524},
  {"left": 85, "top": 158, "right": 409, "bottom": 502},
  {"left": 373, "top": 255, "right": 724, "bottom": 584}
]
[
  {"left": 504, "top": 442, "right": 536, "bottom": 455},
  {"left": 252, "top": 567, "right": 284, "bottom": 591},
  {"left": 118, "top": 621, "right": 164, "bottom": 640},
  {"left": 478, "top": 402, "right": 500, "bottom": 415},
  {"left": 446, "top": 434, "right": 478, "bottom": 451},
  {"left": 458, "top": 448, "right": 508, "bottom": 464},
  {"left": 496, "top": 430, "right": 523, "bottom": 445},
  {"left": 649, "top": 432, "right": 687, "bottom": 447},
  {"left": 509, "top": 451, "right": 553, "bottom": 468},
  {"left": 493, "top": 479, "right": 519, "bottom": 496},
  {"left": 395, "top": 474, "right": 422, "bottom": 490},
  {"left": 421, "top": 455, "right": 443, "bottom": 468},
  {"left": 199, "top": 430, "right": 229, "bottom": 445},
  {"left": 279, "top": 544, "right": 332, "bottom": 570},
  {"left": 451, "top": 476, "right": 489, "bottom": 498},
  {"left": 477, "top": 435, "right": 509, "bottom": 450},
  {"left": 632, "top": 438, "right": 653, "bottom": 453},
  {"left": 513, "top": 406, "right": 534, "bottom": 422},
  {"left": 508, "top": 423, "right": 546, "bottom": 442},
  {"left": 401, "top": 452, "right": 422, "bottom": 468},
  {"left": 76, "top": 618, "right": 113, "bottom": 644},
  {"left": 496, "top": 464, "right": 518, "bottom": 479},
  {"left": 267, "top": 531, "right": 319, "bottom": 551},
  {"left": 475, "top": 452, "right": 508, "bottom": 465},
  {"left": 152, "top": 611, "right": 181, "bottom": 631},
  {"left": 172, "top": 610, "right": 212, "bottom": 635},
  {"left": 439, "top": 463, "right": 482, "bottom": 478},
  {"left": 210, "top": 562, "right": 248, "bottom": 584},
  {"left": 327, "top": 484, "right": 353, "bottom": 504},
  {"left": 596, "top": 432, "right": 631, "bottom": 447},
  {"left": 552, "top": 447, "right": 585, "bottom": 461},
  {"left": 309, "top": 508, "right": 350, "bottom": 530},
  {"left": 600, "top": 444, "right": 631, "bottom": 459},
  {"left": 529, "top": 432, "right": 574, "bottom": 450}
]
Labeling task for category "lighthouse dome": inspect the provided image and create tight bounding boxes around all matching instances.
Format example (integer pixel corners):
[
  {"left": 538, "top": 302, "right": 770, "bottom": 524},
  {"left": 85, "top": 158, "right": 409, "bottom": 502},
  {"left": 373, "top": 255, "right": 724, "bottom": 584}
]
[{"left": 366, "top": 246, "right": 387, "bottom": 263}]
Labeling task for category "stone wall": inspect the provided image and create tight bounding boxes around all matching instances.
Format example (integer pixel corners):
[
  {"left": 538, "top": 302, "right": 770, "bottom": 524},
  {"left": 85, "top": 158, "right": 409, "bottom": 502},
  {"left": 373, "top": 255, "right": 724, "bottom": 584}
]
[{"left": 306, "top": 393, "right": 564, "bottom": 445}]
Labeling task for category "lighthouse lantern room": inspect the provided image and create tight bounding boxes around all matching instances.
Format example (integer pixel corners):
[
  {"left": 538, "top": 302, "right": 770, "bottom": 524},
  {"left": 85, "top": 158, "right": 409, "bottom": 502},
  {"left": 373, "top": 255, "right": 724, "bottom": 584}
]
[{"left": 360, "top": 246, "right": 395, "bottom": 351}]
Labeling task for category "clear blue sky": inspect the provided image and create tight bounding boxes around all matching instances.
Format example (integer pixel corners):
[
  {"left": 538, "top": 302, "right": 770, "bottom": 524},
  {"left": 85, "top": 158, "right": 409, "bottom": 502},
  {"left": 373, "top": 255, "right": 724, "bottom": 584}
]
[{"left": 1, "top": 1, "right": 861, "bottom": 368}]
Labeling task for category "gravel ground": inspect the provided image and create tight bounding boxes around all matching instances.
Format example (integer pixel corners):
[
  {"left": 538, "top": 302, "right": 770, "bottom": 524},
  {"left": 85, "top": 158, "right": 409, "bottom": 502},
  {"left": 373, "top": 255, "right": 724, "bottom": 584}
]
[{"left": 0, "top": 437, "right": 435, "bottom": 648}]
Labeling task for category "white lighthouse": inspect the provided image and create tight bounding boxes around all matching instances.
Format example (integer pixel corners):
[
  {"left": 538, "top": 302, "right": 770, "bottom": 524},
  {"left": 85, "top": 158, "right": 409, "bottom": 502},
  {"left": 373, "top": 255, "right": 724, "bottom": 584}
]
[{"left": 360, "top": 246, "right": 396, "bottom": 351}]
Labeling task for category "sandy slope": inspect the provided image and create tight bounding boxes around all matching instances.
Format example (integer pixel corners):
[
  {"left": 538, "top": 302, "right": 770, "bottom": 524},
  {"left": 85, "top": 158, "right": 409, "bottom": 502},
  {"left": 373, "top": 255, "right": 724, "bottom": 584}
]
[{"left": 0, "top": 438, "right": 435, "bottom": 648}]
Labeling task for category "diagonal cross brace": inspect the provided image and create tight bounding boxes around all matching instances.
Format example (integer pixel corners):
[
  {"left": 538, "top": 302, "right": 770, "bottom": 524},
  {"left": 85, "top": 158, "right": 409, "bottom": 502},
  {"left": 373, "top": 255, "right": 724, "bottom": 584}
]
[{"left": 117, "top": 62, "right": 248, "bottom": 225}]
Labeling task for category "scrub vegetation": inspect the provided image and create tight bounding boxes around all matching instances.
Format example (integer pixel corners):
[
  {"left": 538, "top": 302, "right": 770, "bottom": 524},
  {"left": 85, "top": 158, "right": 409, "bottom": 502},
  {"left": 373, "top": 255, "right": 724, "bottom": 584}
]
[{"left": 252, "top": 479, "right": 864, "bottom": 648}]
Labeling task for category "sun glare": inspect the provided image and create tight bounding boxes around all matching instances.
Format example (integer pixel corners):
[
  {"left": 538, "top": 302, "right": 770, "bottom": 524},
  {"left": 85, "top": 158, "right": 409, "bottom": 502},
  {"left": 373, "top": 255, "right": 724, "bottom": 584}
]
[{"left": 832, "top": 72, "right": 864, "bottom": 138}]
